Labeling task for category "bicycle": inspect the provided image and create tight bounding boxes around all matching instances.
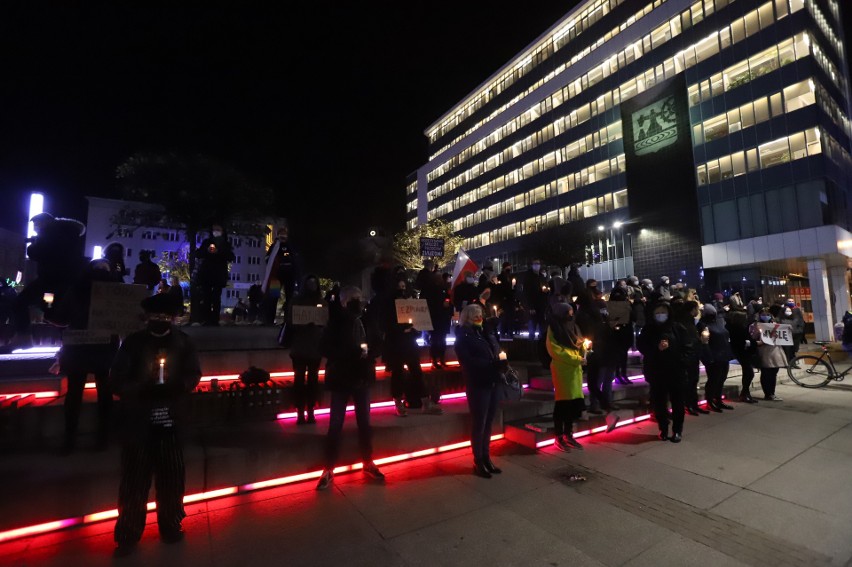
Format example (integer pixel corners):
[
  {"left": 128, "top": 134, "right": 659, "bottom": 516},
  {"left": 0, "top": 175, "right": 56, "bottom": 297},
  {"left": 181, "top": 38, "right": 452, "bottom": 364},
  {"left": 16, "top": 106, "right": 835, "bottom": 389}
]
[{"left": 787, "top": 341, "right": 851, "bottom": 388}]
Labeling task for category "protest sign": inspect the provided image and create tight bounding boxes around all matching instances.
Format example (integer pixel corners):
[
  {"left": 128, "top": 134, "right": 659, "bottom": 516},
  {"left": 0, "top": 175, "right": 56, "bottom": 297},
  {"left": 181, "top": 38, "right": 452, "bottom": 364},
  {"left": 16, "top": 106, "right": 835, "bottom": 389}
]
[
  {"left": 291, "top": 305, "right": 329, "bottom": 326},
  {"left": 756, "top": 323, "right": 793, "bottom": 346},
  {"left": 88, "top": 282, "right": 149, "bottom": 338},
  {"left": 395, "top": 298, "right": 433, "bottom": 331}
]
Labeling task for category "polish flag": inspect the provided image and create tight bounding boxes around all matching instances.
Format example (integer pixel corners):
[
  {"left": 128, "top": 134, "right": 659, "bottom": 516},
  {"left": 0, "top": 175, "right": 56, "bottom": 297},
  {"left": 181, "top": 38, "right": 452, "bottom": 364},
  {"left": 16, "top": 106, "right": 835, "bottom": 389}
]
[{"left": 450, "top": 247, "right": 478, "bottom": 296}]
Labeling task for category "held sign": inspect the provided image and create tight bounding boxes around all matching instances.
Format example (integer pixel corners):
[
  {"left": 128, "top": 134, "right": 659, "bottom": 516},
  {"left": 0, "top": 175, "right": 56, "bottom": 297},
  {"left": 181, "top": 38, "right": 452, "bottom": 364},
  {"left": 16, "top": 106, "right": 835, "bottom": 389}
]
[
  {"left": 86, "top": 282, "right": 149, "bottom": 339},
  {"left": 395, "top": 298, "right": 433, "bottom": 331},
  {"left": 291, "top": 305, "right": 328, "bottom": 326},
  {"left": 419, "top": 237, "right": 444, "bottom": 258},
  {"left": 756, "top": 323, "right": 794, "bottom": 346}
]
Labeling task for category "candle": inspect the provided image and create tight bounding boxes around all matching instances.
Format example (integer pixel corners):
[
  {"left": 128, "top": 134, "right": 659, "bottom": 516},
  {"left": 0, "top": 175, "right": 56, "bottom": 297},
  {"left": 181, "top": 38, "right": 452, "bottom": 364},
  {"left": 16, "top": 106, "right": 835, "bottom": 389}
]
[
  {"left": 542, "top": 285, "right": 549, "bottom": 293},
  {"left": 408, "top": 318, "right": 412, "bottom": 325},
  {"left": 360, "top": 343, "right": 368, "bottom": 355},
  {"left": 582, "top": 339, "right": 593, "bottom": 351},
  {"left": 492, "top": 305, "right": 498, "bottom": 316},
  {"left": 158, "top": 358, "right": 165, "bottom": 385},
  {"left": 511, "top": 278, "right": 516, "bottom": 288},
  {"left": 498, "top": 351, "right": 507, "bottom": 361},
  {"left": 316, "top": 304, "right": 322, "bottom": 308},
  {"left": 43, "top": 293, "right": 54, "bottom": 307}
]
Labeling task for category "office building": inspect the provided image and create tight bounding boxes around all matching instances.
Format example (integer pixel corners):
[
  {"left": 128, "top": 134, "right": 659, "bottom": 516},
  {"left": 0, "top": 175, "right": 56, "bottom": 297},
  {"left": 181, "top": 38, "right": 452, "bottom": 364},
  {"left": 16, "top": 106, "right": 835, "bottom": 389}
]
[{"left": 408, "top": 0, "right": 852, "bottom": 339}]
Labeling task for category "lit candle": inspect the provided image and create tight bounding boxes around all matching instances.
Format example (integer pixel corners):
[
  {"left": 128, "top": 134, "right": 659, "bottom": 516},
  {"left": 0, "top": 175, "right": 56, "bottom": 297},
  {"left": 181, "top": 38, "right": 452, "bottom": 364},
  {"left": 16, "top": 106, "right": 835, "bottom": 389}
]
[
  {"left": 408, "top": 318, "right": 412, "bottom": 325},
  {"left": 542, "top": 285, "right": 548, "bottom": 293},
  {"left": 43, "top": 293, "right": 54, "bottom": 307},
  {"left": 492, "top": 305, "right": 498, "bottom": 316},
  {"left": 316, "top": 304, "right": 322, "bottom": 308},
  {"left": 582, "top": 339, "right": 593, "bottom": 362},
  {"left": 511, "top": 278, "right": 516, "bottom": 288},
  {"left": 158, "top": 358, "right": 165, "bottom": 385},
  {"left": 498, "top": 351, "right": 507, "bottom": 361},
  {"left": 360, "top": 343, "right": 368, "bottom": 355}
]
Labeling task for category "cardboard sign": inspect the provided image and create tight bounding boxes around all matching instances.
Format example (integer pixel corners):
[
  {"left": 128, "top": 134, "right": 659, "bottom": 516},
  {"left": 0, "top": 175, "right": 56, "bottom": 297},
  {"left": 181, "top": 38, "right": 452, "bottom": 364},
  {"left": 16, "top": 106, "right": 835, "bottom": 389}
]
[
  {"left": 395, "top": 298, "right": 433, "bottom": 331},
  {"left": 419, "top": 237, "right": 445, "bottom": 258},
  {"left": 88, "top": 282, "right": 149, "bottom": 338},
  {"left": 756, "top": 323, "right": 793, "bottom": 346},
  {"left": 291, "top": 305, "right": 328, "bottom": 326}
]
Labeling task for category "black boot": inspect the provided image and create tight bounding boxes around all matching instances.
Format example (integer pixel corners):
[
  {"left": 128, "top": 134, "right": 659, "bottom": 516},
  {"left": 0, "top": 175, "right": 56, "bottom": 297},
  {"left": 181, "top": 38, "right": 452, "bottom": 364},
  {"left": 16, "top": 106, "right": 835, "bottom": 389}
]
[
  {"left": 296, "top": 407, "right": 306, "bottom": 424},
  {"left": 306, "top": 408, "right": 316, "bottom": 424},
  {"left": 473, "top": 461, "right": 492, "bottom": 478},
  {"left": 483, "top": 458, "right": 502, "bottom": 474}
]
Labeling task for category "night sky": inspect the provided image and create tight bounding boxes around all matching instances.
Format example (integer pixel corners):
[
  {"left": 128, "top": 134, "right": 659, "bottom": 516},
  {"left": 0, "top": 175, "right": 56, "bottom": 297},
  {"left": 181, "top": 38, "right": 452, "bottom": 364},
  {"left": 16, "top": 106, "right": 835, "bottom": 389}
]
[
  {"left": 1, "top": 2, "right": 850, "bottom": 270},
  {"left": 0, "top": 2, "right": 573, "bottom": 266}
]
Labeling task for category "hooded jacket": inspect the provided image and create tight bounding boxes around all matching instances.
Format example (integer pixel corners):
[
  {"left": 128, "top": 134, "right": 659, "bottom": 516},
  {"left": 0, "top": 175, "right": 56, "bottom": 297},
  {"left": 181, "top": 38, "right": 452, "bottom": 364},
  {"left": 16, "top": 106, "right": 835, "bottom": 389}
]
[{"left": 637, "top": 302, "right": 692, "bottom": 380}]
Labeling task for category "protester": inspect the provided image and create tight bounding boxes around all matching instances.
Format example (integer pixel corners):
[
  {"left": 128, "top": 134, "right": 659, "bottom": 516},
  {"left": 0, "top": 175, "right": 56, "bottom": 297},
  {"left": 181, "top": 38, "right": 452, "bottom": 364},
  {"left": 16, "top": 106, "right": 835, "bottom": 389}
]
[
  {"left": 109, "top": 293, "right": 201, "bottom": 557},
  {"left": 779, "top": 299, "right": 805, "bottom": 362},
  {"left": 51, "top": 259, "right": 119, "bottom": 454},
  {"left": 289, "top": 275, "right": 325, "bottom": 424},
  {"left": 638, "top": 302, "right": 691, "bottom": 442},
  {"left": 727, "top": 298, "right": 759, "bottom": 403},
  {"left": 700, "top": 304, "right": 734, "bottom": 412},
  {"left": 546, "top": 303, "right": 587, "bottom": 452},
  {"left": 496, "top": 262, "right": 515, "bottom": 338},
  {"left": 421, "top": 265, "right": 452, "bottom": 368},
  {"left": 103, "top": 242, "right": 129, "bottom": 283},
  {"left": 749, "top": 306, "right": 786, "bottom": 401},
  {"left": 607, "top": 286, "right": 633, "bottom": 385},
  {"left": 673, "top": 300, "right": 707, "bottom": 416},
  {"left": 166, "top": 276, "right": 185, "bottom": 315},
  {"left": 453, "top": 270, "right": 479, "bottom": 313},
  {"left": 316, "top": 286, "right": 385, "bottom": 490},
  {"left": 133, "top": 250, "right": 162, "bottom": 290},
  {"left": 454, "top": 303, "right": 503, "bottom": 478},
  {"left": 194, "top": 224, "right": 235, "bottom": 326},
  {"left": 520, "top": 259, "right": 547, "bottom": 340},
  {"left": 576, "top": 290, "right": 616, "bottom": 415},
  {"left": 261, "top": 226, "right": 300, "bottom": 326}
]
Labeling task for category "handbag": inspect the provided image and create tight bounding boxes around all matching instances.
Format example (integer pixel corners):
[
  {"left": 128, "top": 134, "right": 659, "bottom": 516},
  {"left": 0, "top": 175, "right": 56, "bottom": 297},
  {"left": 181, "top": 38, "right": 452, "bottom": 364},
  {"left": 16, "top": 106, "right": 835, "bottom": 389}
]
[{"left": 498, "top": 365, "right": 523, "bottom": 402}]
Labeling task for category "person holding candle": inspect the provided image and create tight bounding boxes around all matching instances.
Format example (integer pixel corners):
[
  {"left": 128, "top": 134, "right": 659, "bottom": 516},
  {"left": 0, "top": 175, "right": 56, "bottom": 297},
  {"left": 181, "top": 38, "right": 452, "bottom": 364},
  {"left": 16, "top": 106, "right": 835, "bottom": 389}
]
[
  {"left": 546, "top": 303, "right": 587, "bottom": 451},
  {"left": 496, "top": 262, "right": 516, "bottom": 338},
  {"left": 109, "top": 293, "right": 201, "bottom": 557},
  {"left": 194, "top": 223, "right": 235, "bottom": 326},
  {"left": 455, "top": 303, "right": 504, "bottom": 478},
  {"left": 700, "top": 304, "right": 734, "bottom": 412},
  {"left": 316, "top": 286, "right": 385, "bottom": 490},
  {"left": 672, "top": 300, "right": 708, "bottom": 416},
  {"left": 637, "top": 302, "right": 692, "bottom": 443}
]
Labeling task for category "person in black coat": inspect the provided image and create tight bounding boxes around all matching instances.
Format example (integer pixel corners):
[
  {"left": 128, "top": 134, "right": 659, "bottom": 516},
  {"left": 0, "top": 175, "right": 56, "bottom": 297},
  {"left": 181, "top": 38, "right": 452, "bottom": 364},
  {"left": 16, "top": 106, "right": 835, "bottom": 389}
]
[
  {"left": 637, "top": 301, "right": 692, "bottom": 442},
  {"left": 726, "top": 303, "right": 758, "bottom": 403},
  {"left": 520, "top": 259, "right": 547, "bottom": 340},
  {"left": 455, "top": 303, "right": 504, "bottom": 479},
  {"left": 261, "top": 226, "right": 301, "bottom": 326},
  {"left": 194, "top": 224, "right": 235, "bottom": 326},
  {"left": 289, "top": 275, "right": 325, "bottom": 424},
  {"left": 700, "top": 304, "right": 734, "bottom": 412},
  {"left": 316, "top": 286, "right": 385, "bottom": 490},
  {"left": 109, "top": 293, "right": 202, "bottom": 557},
  {"left": 453, "top": 271, "right": 479, "bottom": 313},
  {"left": 496, "top": 262, "right": 516, "bottom": 338},
  {"left": 672, "top": 300, "right": 708, "bottom": 416},
  {"left": 576, "top": 293, "right": 616, "bottom": 414},
  {"left": 50, "top": 259, "right": 120, "bottom": 453}
]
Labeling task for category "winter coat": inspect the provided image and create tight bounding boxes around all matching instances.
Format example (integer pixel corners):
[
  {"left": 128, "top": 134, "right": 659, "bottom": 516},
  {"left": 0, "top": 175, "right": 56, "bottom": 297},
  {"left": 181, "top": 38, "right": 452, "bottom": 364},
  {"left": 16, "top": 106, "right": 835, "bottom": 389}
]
[
  {"left": 637, "top": 316, "right": 692, "bottom": 382},
  {"left": 321, "top": 309, "right": 377, "bottom": 391},
  {"left": 109, "top": 327, "right": 202, "bottom": 440},
  {"left": 454, "top": 324, "right": 501, "bottom": 389},
  {"left": 196, "top": 236, "right": 235, "bottom": 287},
  {"left": 546, "top": 328, "right": 584, "bottom": 401},
  {"left": 700, "top": 316, "right": 733, "bottom": 365},
  {"left": 520, "top": 269, "right": 547, "bottom": 312}
]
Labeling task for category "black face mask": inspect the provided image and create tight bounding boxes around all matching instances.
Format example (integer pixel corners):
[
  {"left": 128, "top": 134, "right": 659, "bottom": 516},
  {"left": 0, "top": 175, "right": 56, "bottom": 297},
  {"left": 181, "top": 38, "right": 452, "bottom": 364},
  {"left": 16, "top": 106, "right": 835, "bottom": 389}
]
[
  {"left": 346, "top": 299, "right": 362, "bottom": 315},
  {"left": 147, "top": 320, "right": 171, "bottom": 335}
]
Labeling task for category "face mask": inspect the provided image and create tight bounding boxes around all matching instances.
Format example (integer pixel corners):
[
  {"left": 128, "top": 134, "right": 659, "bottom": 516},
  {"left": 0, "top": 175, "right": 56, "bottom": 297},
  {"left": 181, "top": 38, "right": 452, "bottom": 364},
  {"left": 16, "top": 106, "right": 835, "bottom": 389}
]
[
  {"left": 786, "top": 302, "right": 795, "bottom": 308},
  {"left": 654, "top": 313, "right": 668, "bottom": 323},
  {"left": 531, "top": 264, "right": 541, "bottom": 272},
  {"left": 756, "top": 300, "right": 763, "bottom": 305},
  {"left": 346, "top": 299, "right": 362, "bottom": 315},
  {"left": 759, "top": 315, "right": 771, "bottom": 322},
  {"left": 785, "top": 308, "right": 792, "bottom": 316},
  {"left": 472, "top": 320, "right": 483, "bottom": 327},
  {"left": 661, "top": 278, "right": 669, "bottom": 285},
  {"left": 147, "top": 320, "right": 171, "bottom": 335},
  {"left": 599, "top": 309, "right": 608, "bottom": 317},
  {"left": 465, "top": 277, "right": 475, "bottom": 284}
]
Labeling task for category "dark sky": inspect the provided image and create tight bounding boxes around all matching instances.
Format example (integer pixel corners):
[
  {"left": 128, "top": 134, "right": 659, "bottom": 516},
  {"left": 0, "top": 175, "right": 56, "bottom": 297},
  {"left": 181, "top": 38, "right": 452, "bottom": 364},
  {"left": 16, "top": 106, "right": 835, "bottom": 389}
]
[
  {"left": 0, "top": 2, "right": 574, "bottom": 258},
  {"left": 2, "top": 2, "right": 850, "bottom": 265}
]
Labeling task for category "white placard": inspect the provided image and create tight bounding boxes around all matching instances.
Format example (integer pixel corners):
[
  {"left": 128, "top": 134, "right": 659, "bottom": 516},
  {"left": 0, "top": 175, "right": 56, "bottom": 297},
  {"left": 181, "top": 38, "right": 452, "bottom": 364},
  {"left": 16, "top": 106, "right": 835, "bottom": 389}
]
[
  {"left": 756, "top": 323, "right": 794, "bottom": 346},
  {"left": 395, "top": 298, "right": 433, "bottom": 331},
  {"left": 291, "top": 305, "right": 328, "bottom": 326}
]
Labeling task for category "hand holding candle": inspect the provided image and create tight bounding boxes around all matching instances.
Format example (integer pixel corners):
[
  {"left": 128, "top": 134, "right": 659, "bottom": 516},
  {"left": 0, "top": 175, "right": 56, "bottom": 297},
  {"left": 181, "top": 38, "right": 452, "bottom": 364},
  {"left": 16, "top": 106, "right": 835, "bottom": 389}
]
[
  {"left": 43, "top": 293, "right": 54, "bottom": 308},
  {"left": 360, "top": 343, "right": 369, "bottom": 358},
  {"left": 498, "top": 351, "right": 507, "bottom": 361},
  {"left": 157, "top": 358, "right": 165, "bottom": 385},
  {"left": 700, "top": 328, "right": 710, "bottom": 344},
  {"left": 582, "top": 338, "right": 593, "bottom": 362}
]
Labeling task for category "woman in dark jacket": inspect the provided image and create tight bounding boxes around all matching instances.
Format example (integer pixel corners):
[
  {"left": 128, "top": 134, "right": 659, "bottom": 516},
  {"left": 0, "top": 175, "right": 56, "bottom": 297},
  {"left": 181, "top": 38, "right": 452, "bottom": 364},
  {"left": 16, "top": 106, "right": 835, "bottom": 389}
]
[
  {"left": 455, "top": 303, "right": 504, "bottom": 478},
  {"left": 726, "top": 303, "right": 758, "bottom": 403},
  {"left": 637, "top": 302, "right": 692, "bottom": 443},
  {"left": 700, "top": 304, "right": 734, "bottom": 412},
  {"left": 289, "top": 275, "right": 325, "bottom": 424},
  {"left": 673, "top": 300, "right": 708, "bottom": 416}
]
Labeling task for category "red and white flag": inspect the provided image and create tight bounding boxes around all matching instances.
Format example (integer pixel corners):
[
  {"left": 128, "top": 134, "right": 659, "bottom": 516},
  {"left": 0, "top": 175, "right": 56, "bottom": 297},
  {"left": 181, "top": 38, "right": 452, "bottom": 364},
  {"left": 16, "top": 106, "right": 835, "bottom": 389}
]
[{"left": 450, "top": 247, "right": 478, "bottom": 296}]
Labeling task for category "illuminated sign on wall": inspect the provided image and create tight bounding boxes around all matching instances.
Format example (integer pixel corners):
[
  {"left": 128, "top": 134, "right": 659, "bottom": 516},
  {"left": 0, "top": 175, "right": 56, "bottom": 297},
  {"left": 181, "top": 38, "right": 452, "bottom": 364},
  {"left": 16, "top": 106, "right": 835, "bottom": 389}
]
[{"left": 631, "top": 95, "right": 678, "bottom": 156}]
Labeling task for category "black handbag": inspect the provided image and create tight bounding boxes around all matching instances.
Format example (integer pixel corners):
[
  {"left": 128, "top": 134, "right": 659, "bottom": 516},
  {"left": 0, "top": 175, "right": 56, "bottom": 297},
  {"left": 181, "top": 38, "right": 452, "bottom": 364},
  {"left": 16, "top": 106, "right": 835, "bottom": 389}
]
[{"left": 498, "top": 365, "right": 523, "bottom": 402}]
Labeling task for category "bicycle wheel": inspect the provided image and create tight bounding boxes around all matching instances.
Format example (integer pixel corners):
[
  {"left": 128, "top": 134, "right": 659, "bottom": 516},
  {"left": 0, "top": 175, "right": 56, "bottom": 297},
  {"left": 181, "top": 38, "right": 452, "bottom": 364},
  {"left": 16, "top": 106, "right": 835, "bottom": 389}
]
[{"left": 787, "top": 355, "right": 833, "bottom": 388}]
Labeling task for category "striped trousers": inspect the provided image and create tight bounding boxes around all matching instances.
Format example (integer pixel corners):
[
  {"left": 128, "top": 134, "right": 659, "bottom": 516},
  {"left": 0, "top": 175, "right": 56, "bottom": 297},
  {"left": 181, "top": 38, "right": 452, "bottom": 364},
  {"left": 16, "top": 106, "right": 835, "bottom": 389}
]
[{"left": 114, "top": 429, "right": 186, "bottom": 544}]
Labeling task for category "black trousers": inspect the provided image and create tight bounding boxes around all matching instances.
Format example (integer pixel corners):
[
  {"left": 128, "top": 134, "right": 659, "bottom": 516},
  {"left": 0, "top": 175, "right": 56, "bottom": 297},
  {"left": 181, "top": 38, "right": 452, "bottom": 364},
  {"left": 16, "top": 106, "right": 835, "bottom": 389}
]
[
  {"left": 65, "top": 370, "right": 112, "bottom": 443},
  {"left": 553, "top": 398, "right": 585, "bottom": 437},
  {"left": 292, "top": 356, "right": 320, "bottom": 411},
  {"left": 198, "top": 283, "right": 223, "bottom": 325},
  {"left": 704, "top": 361, "right": 729, "bottom": 403},
  {"left": 388, "top": 348, "right": 426, "bottom": 402},
  {"left": 466, "top": 385, "right": 499, "bottom": 462},
  {"left": 650, "top": 375, "right": 685, "bottom": 434},
  {"left": 115, "top": 429, "right": 186, "bottom": 544},
  {"left": 760, "top": 367, "right": 779, "bottom": 396},
  {"left": 684, "top": 361, "right": 700, "bottom": 408},
  {"left": 429, "top": 329, "right": 448, "bottom": 363},
  {"left": 324, "top": 387, "right": 372, "bottom": 469}
]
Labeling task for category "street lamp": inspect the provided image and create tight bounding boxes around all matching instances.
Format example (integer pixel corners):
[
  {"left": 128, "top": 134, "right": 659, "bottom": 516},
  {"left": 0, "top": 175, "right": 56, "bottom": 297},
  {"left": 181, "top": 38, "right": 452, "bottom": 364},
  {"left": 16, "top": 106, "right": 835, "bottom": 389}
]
[{"left": 613, "top": 221, "right": 623, "bottom": 229}]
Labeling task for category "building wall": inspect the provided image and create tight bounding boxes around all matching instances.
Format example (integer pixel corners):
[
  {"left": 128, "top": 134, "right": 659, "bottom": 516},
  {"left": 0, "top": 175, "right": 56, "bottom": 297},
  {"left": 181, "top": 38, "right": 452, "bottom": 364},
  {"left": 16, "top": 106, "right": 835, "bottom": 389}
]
[{"left": 411, "top": 0, "right": 852, "bottom": 287}]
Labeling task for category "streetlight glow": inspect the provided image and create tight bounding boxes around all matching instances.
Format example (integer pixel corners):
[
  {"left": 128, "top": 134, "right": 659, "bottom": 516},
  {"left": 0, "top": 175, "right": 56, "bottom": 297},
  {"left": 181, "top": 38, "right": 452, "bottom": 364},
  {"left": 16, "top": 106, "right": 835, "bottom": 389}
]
[
  {"left": 93, "top": 245, "right": 103, "bottom": 260},
  {"left": 26, "top": 193, "right": 44, "bottom": 257},
  {"left": 613, "top": 221, "right": 623, "bottom": 228}
]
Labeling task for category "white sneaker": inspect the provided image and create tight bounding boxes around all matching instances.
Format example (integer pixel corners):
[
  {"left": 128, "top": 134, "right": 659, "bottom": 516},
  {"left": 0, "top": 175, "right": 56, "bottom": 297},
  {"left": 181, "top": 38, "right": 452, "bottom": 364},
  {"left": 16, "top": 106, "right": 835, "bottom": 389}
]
[{"left": 316, "top": 469, "right": 334, "bottom": 490}]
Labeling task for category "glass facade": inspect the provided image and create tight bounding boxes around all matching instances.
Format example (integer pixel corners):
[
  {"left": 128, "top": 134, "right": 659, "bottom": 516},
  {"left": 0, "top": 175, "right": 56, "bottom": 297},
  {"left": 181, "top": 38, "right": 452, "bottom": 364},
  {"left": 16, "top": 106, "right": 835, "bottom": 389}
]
[{"left": 410, "top": 0, "right": 852, "bottom": 273}]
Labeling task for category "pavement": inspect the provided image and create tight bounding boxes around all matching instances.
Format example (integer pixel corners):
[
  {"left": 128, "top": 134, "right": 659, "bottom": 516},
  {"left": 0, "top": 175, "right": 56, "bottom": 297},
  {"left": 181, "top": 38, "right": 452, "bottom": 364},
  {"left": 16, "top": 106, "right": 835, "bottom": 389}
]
[{"left": 3, "top": 371, "right": 852, "bottom": 567}]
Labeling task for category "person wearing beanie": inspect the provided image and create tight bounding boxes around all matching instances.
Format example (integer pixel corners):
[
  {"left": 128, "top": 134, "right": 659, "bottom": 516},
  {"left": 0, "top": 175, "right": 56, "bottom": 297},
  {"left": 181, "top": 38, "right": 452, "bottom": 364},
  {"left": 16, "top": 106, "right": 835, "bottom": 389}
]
[{"left": 700, "top": 304, "right": 734, "bottom": 412}]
